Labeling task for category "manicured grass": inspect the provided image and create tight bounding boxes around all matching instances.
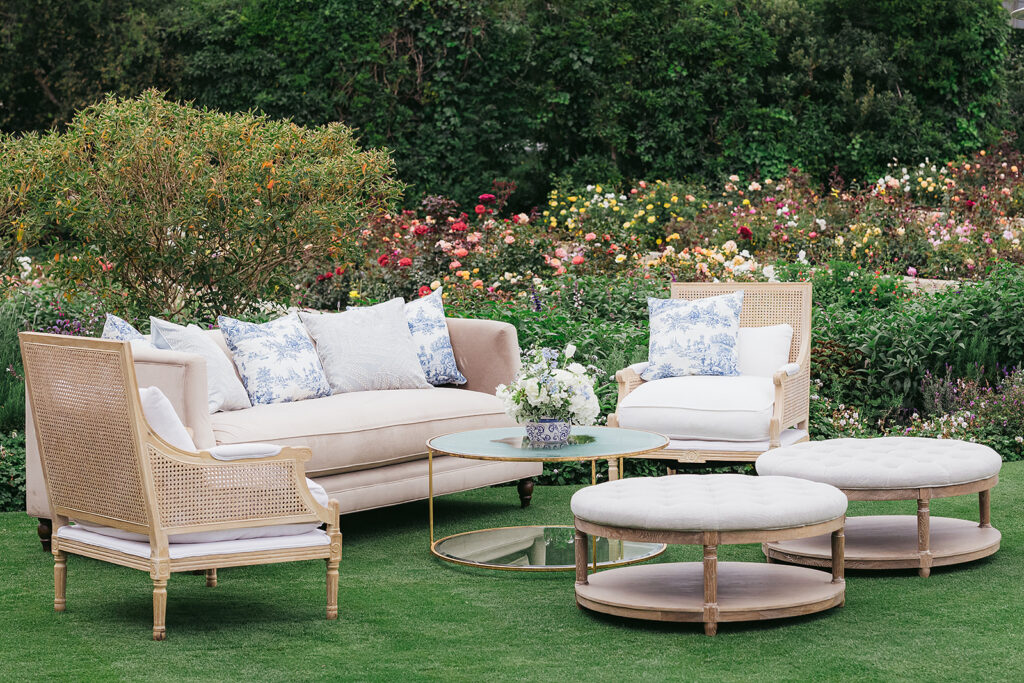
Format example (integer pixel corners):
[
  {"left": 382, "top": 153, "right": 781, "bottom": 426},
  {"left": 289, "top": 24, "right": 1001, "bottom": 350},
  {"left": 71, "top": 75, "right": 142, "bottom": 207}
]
[{"left": 3, "top": 465, "right": 1024, "bottom": 682}]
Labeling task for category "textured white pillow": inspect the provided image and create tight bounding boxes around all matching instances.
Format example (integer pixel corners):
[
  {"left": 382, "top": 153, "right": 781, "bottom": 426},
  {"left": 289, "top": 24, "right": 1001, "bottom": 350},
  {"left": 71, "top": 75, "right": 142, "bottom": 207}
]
[
  {"left": 149, "top": 317, "right": 251, "bottom": 413},
  {"left": 300, "top": 298, "right": 431, "bottom": 393},
  {"left": 217, "top": 314, "right": 331, "bottom": 405},
  {"left": 642, "top": 291, "right": 744, "bottom": 380},
  {"left": 74, "top": 386, "right": 327, "bottom": 543},
  {"left": 737, "top": 324, "right": 794, "bottom": 376}
]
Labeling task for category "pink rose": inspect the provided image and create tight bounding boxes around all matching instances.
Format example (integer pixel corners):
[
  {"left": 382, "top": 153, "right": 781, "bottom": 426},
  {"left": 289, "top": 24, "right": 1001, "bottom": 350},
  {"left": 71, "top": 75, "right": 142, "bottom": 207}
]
[
  {"left": 449, "top": 260, "right": 462, "bottom": 270},
  {"left": 555, "top": 247, "right": 568, "bottom": 259},
  {"left": 907, "top": 266, "right": 918, "bottom": 277},
  {"left": 454, "top": 248, "right": 469, "bottom": 257},
  {"left": 504, "top": 235, "right": 515, "bottom": 244},
  {"left": 572, "top": 255, "right": 584, "bottom": 265},
  {"left": 584, "top": 232, "right": 597, "bottom": 241}
]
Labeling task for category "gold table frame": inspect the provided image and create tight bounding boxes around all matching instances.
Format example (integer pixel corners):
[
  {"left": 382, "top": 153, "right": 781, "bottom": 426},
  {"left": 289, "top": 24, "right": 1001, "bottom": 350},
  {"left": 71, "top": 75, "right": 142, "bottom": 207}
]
[{"left": 427, "top": 427, "right": 670, "bottom": 572}]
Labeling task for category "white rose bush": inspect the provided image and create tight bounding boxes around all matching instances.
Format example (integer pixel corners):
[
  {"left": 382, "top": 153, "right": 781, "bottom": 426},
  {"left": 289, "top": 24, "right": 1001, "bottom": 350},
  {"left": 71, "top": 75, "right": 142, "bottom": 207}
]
[{"left": 496, "top": 344, "right": 600, "bottom": 426}]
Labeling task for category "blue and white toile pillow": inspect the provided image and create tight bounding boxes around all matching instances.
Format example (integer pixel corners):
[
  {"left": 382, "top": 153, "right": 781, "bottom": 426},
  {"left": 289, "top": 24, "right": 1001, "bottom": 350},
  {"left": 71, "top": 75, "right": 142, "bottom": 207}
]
[
  {"left": 101, "top": 313, "right": 145, "bottom": 341},
  {"left": 642, "top": 291, "right": 744, "bottom": 380},
  {"left": 404, "top": 288, "right": 467, "bottom": 386},
  {"left": 217, "top": 314, "right": 331, "bottom": 405}
]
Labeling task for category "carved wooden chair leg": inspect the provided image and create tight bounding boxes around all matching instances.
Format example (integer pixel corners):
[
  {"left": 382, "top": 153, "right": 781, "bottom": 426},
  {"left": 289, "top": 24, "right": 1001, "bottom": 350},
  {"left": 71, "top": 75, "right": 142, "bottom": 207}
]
[
  {"left": 152, "top": 578, "right": 168, "bottom": 641},
  {"left": 917, "top": 498, "right": 933, "bottom": 578},
  {"left": 205, "top": 569, "right": 217, "bottom": 588},
  {"left": 703, "top": 543, "right": 719, "bottom": 636},
  {"left": 326, "top": 559, "right": 340, "bottom": 620},
  {"left": 54, "top": 549, "right": 67, "bottom": 612},
  {"left": 574, "top": 528, "right": 589, "bottom": 587}
]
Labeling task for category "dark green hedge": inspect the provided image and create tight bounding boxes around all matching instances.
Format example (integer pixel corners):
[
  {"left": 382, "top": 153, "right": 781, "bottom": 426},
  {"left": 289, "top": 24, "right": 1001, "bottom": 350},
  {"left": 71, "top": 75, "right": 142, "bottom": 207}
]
[{"left": 1, "top": 0, "right": 1017, "bottom": 205}]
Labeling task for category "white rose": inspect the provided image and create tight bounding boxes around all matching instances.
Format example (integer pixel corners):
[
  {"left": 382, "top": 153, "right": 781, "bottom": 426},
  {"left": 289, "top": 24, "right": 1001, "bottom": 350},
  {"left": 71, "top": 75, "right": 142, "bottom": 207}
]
[{"left": 564, "top": 343, "right": 576, "bottom": 359}]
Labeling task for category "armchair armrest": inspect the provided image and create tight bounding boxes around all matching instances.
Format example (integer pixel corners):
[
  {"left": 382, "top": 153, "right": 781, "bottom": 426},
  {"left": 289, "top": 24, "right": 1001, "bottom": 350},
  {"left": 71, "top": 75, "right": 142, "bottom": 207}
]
[
  {"left": 445, "top": 317, "right": 520, "bottom": 395},
  {"left": 147, "top": 441, "right": 334, "bottom": 531},
  {"left": 769, "top": 343, "right": 811, "bottom": 446},
  {"left": 614, "top": 364, "right": 648, "bottom": 404}
]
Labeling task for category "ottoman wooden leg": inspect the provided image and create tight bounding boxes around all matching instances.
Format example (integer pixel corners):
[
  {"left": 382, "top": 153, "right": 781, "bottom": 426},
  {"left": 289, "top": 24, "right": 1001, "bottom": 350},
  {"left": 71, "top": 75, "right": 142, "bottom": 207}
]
[
  {"left": 575, "top": 528, "right": 589, "bottom": 586},
  {"left": 917, "top": 498, "right": 933, "bottom": 578},
  {"left": 979, "top": 489, "right": 992, "bottom": 528},
  {"left": 205, "top": 569, "right": 217, "bottom": 588},
  {"left": 703, "top": 543, "right": 719, "bottom": 636},
  {"left": 831, "top": 525, "right": 845, "bottom": 606}
]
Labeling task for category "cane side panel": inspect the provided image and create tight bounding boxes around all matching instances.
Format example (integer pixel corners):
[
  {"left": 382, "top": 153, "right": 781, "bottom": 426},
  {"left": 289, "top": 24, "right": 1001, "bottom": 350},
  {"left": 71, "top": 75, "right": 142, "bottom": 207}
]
[{"left": 22, "top": 342, "right": 149, "bottom": 527}]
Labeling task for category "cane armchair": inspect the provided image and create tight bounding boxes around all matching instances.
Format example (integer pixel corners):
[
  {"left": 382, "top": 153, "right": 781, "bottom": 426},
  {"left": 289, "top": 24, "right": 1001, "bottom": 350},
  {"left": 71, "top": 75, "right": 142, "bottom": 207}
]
[
  {"left": 608, "top": 282, "right": 812, "bottom": 465},
  {"left": 19, "top": 332, "right": 342, "bottom": 640}
]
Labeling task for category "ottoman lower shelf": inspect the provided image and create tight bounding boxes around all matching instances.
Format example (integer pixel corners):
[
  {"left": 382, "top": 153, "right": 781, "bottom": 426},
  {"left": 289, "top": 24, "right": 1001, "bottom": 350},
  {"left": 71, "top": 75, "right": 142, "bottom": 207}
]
[
  {"left": 575, "top": 561, "right": 844, "bottom": 625},
  {"left": 765, "top": 516, "right": 1001, "bottom": 572}
]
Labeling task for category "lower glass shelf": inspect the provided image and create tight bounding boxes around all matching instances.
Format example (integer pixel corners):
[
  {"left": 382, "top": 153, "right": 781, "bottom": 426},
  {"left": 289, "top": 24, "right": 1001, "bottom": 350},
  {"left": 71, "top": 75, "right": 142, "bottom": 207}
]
[{"left": 431, "top": 524, "right": 666, "bottom": 571}]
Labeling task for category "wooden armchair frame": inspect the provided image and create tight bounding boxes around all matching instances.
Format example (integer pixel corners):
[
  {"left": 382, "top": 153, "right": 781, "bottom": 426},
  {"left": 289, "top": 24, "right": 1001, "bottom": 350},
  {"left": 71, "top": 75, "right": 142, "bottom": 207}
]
[
  {"left": 608, "top": 282, "right": 812, "bottom": 464},
  {"left": 19, "top": 332, "right": 342, "bottom": 640}
]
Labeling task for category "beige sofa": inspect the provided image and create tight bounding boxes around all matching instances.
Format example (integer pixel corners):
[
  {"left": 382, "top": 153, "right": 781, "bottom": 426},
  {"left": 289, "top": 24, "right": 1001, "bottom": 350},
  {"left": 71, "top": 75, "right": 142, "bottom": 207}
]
[{"left": 27, "top": 317, "right": 542, "bottom": 547}]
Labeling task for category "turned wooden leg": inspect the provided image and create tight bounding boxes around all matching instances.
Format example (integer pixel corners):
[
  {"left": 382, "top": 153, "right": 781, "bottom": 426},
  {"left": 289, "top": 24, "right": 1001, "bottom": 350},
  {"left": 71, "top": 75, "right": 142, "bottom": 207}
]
[
  {"left": 574, "top": 528, "right": 589, "bottom": 586},
  {"left": 980, "top": 489, "right": 992, "bottom": 528},
  {"left": 152, "top": 578, "right": 168, "bottom": 641},
  {"left": 703, "top": 544, "right": 719, "bottom": 636},
  {"left": 517, "top": 478, "right": 534, "bottom": 508},
  {"left": 38, "top": 518, "right": 52, "bottom": 552},
  {"left": 917, "top": 498, "right": 932, "bottom": 578},
  {"left": 205, "top": 569, "right": 217, "bottom": 588},
  {"left": 831, "top": 525, "right": 846, "bottom": 606},
  {"left": 326, "top": 559, "right": 339, "bottom": 620},
  {"left": 54, "top": 550, "right": 67, "bottom": 612}
]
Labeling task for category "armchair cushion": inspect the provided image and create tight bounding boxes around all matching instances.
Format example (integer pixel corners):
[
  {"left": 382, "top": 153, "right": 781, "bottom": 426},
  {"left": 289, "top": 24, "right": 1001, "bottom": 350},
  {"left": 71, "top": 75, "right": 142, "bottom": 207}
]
[
  {"left": 617, "top": 375, "right": 774, "bottom": 442},
  {"left": 57, "top": 526, "right": 329, "bottom": 559},
  {"left": 737, "top": 324, "right": 793, "bottom": 377}
]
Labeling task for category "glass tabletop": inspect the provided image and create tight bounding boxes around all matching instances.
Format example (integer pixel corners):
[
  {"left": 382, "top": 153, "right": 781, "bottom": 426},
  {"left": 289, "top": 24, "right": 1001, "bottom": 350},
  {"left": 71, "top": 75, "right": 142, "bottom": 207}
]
[
  {"left": 431, "top": 525, "right": 666, "bottom": 571},
  {"left": 427, "top": 426, "right": 668, "bottom": 462}
]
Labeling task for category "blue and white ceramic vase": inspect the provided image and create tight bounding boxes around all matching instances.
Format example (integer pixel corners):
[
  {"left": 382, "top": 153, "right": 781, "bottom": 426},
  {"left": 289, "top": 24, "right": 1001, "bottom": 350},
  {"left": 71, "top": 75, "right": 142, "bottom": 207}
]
[{"left": 525, "top": 418, "right": 572, "bottom": 446}]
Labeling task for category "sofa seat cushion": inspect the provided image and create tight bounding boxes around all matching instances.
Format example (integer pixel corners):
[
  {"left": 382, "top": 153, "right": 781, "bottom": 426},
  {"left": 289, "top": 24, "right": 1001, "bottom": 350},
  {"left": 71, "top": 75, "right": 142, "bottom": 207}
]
[
  {"left": 210, "top": 388, "right": 515, "bottom": 476},
  {"left": 617, "top": 375, "right": 774, "bottom": 442}
]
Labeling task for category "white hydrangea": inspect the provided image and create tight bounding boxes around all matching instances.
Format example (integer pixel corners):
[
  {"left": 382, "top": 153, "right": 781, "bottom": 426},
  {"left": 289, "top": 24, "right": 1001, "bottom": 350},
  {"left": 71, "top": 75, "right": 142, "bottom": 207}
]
[{"left": 495, "top": 344, "right": 600, "bottom": 425}]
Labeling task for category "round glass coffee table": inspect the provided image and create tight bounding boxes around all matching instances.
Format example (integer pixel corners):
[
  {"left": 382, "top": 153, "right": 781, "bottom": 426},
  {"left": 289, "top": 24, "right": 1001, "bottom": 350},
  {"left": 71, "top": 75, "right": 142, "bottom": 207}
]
[{"left": 426, "top": 426, "right": 669, "bottom": 571}]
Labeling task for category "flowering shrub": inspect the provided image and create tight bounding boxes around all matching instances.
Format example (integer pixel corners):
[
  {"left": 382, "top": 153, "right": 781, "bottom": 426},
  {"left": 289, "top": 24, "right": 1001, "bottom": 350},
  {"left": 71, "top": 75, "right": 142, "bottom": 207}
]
[{"left": 496, "top": 345, "right": 600, "bottom": 425}]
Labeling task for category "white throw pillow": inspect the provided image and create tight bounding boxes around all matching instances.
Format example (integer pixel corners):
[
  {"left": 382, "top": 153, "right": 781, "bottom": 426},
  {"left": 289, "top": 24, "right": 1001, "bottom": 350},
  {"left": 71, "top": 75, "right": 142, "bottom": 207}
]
[
  {"left": 737, "top": 324, "right": 794, "bottom": 377},
  {"left": 73, "top": 385, "right": 328, "bottom": 543},
  {"left": 404, "top": 288, "right": 467, "bottom": 386},
  {"left": 217, "top": 314, "right": 331, "bottom": 405},
  {"left": 149, "top": 317, "right": 251, "bottom": 414},
  {"left": 642, "top": 291, "right": 744, "bottom": 380},
  {"left": 300, "top": 298, "right": 431, "bottom": 393}
]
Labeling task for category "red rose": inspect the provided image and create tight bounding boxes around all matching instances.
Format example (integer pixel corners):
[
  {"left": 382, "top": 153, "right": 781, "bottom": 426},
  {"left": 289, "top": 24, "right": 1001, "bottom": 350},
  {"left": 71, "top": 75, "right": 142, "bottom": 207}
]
[
  {"left": 418, "top": 285, "right": 432, "bottom": 297},
  {"left": 474, "top": 204, "right": 486, "bottom": 215},
  {"left": 377, "top": 254, "right": 389, "bottom": 266},
  {"left": 451, "top": 221, "right": 467, "bottom": 232},
  {"left": 478, "top": 193, "right": 496, "bottom": 204},
  {"left": 737, "top": 226, "right": 753, "bottom": 240},
  {"left": 398, "top": 257, "right": 413, "bottom": 267},
  {"left": 413, "top": 224, "right": 430, "bottom": 236},
  {"left": 334, "top": 266, "right": 345, "bottom": 275}
]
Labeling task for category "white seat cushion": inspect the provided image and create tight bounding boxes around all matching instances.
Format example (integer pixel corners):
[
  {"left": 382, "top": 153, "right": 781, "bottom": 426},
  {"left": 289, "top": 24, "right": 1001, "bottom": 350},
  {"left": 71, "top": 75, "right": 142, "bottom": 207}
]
[
  {"left": 571, "top": 474, "right": 847, "bottom": 532},
  {"left": 56, "top": 526, "right": 329, "bottom": 559},
  {"left": 617, "top": 376, "right": 774, "bottom": 441},
  {"left": 756, "top": 437, "right": 1002, "bottom": 489}
]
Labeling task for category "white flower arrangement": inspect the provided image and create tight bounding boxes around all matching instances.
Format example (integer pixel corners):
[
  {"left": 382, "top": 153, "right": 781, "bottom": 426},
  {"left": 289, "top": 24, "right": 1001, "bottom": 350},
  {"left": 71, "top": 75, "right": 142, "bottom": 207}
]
[{"left": 496, "top": 344, "right": 600, "bottom": 425}]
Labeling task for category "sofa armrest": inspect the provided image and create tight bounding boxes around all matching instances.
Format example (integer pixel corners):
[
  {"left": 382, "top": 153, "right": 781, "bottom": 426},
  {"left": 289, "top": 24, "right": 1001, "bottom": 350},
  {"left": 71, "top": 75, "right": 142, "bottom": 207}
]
[
  {"left": 131, "top": 345, "right": 217, "bottom": 449},
  {"left": 445, "top": 317, "right": 520, "bottom": 395}
]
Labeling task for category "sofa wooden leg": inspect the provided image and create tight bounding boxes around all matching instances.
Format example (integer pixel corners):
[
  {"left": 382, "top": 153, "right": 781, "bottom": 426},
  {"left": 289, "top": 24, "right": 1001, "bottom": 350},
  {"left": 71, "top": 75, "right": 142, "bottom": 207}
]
[
  {"left": 38, "top": 518, "right": 52, "bottom": 552},
  {"left": 205, "top": 569, "right": 217, "bottom": 588},
  {"left": 517, "top": 479, "right": 535, "bottom": 508}
]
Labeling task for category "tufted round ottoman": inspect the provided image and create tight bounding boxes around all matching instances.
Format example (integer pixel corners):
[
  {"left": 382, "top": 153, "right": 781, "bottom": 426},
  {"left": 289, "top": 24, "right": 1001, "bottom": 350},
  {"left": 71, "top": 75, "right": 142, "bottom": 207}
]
[
  {"left": 570, "top": 474, "right": 848, "bottom": 636},
  {"left": 756, "top": 437, "right": 1001, "bottom": 577}
]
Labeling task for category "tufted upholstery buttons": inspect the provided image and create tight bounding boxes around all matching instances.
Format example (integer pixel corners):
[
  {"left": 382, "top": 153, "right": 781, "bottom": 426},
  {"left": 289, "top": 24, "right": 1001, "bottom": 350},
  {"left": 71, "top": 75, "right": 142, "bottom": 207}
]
[
  {"left": 570, "top": 474, "right": 847, "bottom": 531},
  {"left": 756, "top": 437, "right": 1001, "bottom": 489}
]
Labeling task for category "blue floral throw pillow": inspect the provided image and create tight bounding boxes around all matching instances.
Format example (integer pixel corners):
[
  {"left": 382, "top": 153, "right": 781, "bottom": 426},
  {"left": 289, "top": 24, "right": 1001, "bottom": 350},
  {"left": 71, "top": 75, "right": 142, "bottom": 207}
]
[
  {"left": 101, "top": 313, "right": 145, "bottom": 341},
  {"left": 642, "top": 291, "right": 744, "bottom": 380},
  {"left": 404, "top": 288, "right": 467, "bottom": 386},
  {"left": 217, "top": 314, "right": 331, "bottom": 405}
]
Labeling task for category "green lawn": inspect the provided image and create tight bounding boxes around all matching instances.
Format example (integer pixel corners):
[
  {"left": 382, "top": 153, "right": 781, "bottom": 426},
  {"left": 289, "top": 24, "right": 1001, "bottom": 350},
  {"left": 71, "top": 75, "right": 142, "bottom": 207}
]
[{"left": 3, "top": 464, "right": 1024, "bottom": 682}]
